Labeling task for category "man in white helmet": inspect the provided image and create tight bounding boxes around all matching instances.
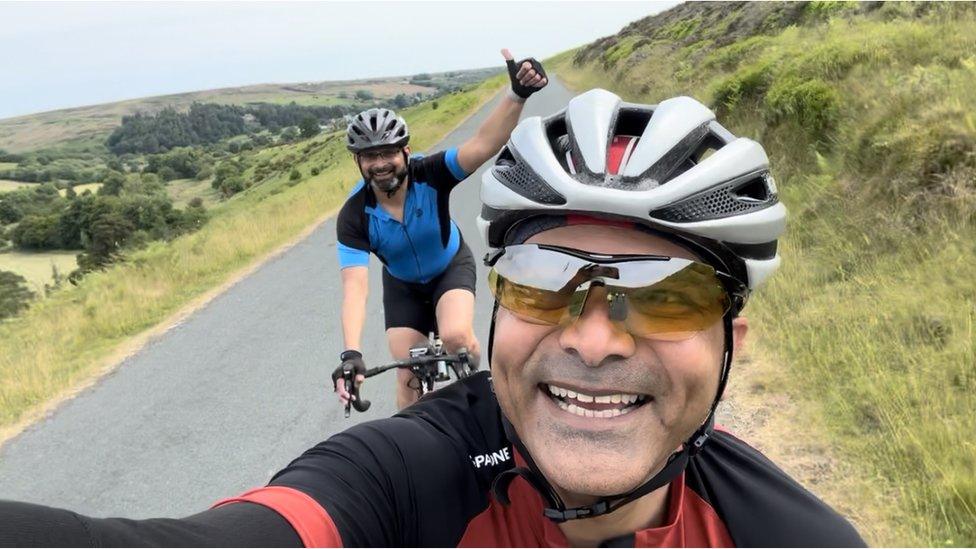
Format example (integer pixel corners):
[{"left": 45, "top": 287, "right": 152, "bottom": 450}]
[
  {"left": 334, "top": 49, "right": 548, "bottom": 410},
  {"left": 0, "top": 90, "right": 864, "bottom": 547}
]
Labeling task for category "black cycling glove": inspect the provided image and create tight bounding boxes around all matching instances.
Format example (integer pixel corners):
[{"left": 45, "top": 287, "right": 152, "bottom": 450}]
[
  {"left": 331, "top": 349, "right": 366, "bottom": 390},
  {"left": 506, "top": 57, "right": 547, "bottom": 99}
]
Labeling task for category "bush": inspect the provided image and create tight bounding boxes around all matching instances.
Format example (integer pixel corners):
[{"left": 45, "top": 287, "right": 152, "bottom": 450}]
[
  {"left": 299, "top": 116, "right": 321, "bottom": 139},
  {"left": 12, "top": 214, "right": 63, "bottom": 249},
  {"left": 99, "top": 171, "right": 127, "bottom": 196},
  {"left": 0, "top": 270, "right": 35, "bottom": 320},
  {"left": 310, "top": 166, "right": 320, "bottom": 176},
  {"left": 289, "top": 168, "right": 302, "bottom": 181},
  {"left": 195, "top": 164, "right": 214, "bottom": 181},
  {"left": 218, "top": 176, "right": 246, "bottom": 197},
  {"left": 279, "top": 126, "right": 300, "bottom": 143},
  {"left": 763, "top": 76, "right": 840, "bottom": 137},
  {"left": 711, "top": 60, "right": 775, "bottom": 110}
]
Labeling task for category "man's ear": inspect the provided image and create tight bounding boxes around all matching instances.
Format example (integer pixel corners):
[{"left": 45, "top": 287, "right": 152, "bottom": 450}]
[
  {"left": 731, "top": 316, "right": 749, "bottom": 356},
  {"left": 403, "top": 145, "right": 411, "bottom": 156}
]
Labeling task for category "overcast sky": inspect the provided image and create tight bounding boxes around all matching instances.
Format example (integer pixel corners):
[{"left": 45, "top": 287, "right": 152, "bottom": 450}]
[{"left": 0, "top": 1, "right": 679, "bottom": 120}]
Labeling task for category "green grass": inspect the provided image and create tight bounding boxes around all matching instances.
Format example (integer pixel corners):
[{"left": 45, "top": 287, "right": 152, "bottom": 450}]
[
  {"left": 552, "top": 5, "right": 976, "bottom": 546},
  {"left": 166, "top": 178, "right": 219, "bottom": 208},
  {"left": 0, "top": 162, "right": 17, "bottom": 171},
  {"left": 57, "top": 183, "right": 102, "bottom": 197},
  {"left": 0, "top": 180, "right": 33, "bottom": 193},
  {"left": 0, "top": 74, "right": 506, "bottom": 441},
  {"left": 0, "top": 251, "right": 77, "bottom": 294}
]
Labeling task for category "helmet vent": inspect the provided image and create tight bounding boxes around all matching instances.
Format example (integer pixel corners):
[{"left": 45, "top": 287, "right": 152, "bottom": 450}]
[
  {"left": 733, "top": 175, "right": 771, "bottom": 202},
  {"left": 649, "top": 172, "right": 777, "bottom": 222},
  {"left": 615, "top": 107, "right": 653, "bottom": 138},
  {"left": 492, "top": 149, "right": 567, "bottom": 206}
]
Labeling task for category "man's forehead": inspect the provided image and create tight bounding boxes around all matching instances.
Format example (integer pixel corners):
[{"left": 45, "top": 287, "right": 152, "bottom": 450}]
[{"left": 525, "top": 224, "right": 699, "bottom": 261}]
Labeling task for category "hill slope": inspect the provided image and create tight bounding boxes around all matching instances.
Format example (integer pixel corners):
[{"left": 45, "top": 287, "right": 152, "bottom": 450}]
[
  {"left": 0, "top": 67, "right": 498, "bottom": 152},
  {"left": 552, "top": 2, "right": 975, "bottom": 546}
]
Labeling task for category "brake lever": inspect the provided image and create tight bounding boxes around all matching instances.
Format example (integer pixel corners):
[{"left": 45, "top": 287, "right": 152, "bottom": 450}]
[{"left": 342, "top": 367, "right": 371, "bottom": 418}]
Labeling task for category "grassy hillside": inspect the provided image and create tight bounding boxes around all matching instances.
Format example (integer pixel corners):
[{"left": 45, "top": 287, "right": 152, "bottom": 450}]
[
  {"left": 0, "top": 67, "right": 499, "bottom": 153},
  {"left": 551, "top": 2, "right": 975, "bottom": 546},
  {"left": 0, "top": 75, "right": 506, "bottom": 442}
]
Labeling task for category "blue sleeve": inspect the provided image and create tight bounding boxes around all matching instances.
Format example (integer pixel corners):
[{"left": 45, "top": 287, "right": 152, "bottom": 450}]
[
  {"left": 337, "top": 242, "right": 370, "bottom": 269},
  {"left": 444, "top": 148, "right": 468, "bottom": 181}
]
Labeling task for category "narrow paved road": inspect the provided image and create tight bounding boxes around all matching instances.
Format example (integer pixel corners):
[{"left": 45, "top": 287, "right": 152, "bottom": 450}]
[{"left": 0, "top": 78, "right": 575, "bottom": 519}]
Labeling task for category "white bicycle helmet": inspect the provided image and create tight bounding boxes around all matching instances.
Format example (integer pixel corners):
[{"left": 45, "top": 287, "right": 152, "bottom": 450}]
[
  {"left": 477, "top": 88, "right": 786, "bottom": 294},
  {"left": 346, "top": 108, "right": 409, "bottom": 152}
]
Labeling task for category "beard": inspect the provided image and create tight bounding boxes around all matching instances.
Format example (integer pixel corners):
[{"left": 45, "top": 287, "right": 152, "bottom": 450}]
[{"left": 368, "top": 164, "right": 408, "bottom": 194}]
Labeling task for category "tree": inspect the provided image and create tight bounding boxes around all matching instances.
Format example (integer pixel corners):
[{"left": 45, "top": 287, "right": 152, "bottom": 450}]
[
  {"left": 0, "top": 270, "right": 35, "bottom": 320},
  {"left": 355, "top": 89, "right": 374, "bottom": 101},
  {"left": 11, "top": 214, "right": 62, "bottom": 249},
  {"left": 87, "top": 210, "right": 134, "bottom": 260},
  {"left": 279, "top": 126, "right": 300, "bottom": 143},
  {"left": 100, "top": 171, "right": 127, "bottom": 196},
  {"left": 299, "top": 116, "right": 321, "bottom": 139},
  {"left": 393, "top": 93, "right": 411, "bottom": 109}
]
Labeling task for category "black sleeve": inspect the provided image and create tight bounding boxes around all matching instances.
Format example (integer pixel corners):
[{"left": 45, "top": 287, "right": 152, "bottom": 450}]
[
  {"left": 336, "top": 190, "right": 370, "bottom": 252},
  {"left": 269, "top": 372, "right": 508, "bottom": 547},
  {"left": 410, "top": 150, "right": 466, "bottom": 193},
  {"left": 0, "top": 500, "right": 301, "bottom": 547},
  {"left": 687, "top": 431, "right": 866, "bottom": 547}
]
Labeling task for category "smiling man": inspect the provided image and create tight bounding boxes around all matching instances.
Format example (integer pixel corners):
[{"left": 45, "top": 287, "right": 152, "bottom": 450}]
[
  {"left": 0, "top": 90, "right": 864, "bottom": 547},
  {"left": 333, "top": 48, "right": 547, "bottom": 410}
]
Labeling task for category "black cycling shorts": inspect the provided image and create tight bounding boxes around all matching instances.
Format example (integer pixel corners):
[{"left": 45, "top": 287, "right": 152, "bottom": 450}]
[{"left": 381, "top": 239, "right": 476, "bottom": 333}]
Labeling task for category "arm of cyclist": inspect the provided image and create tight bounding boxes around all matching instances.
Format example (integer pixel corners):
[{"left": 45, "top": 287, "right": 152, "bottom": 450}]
[
  {"left": 455, "top": 48, "right": 547, "bottom": 174},
  {"left": 0, "top": 499, "right": 303, "bottom": 547},
  {"left": 336, "top": 265, "right": 368, "bottom": 404}
]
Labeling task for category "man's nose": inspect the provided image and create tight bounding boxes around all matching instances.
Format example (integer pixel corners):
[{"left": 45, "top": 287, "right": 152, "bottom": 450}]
[{"left": 558, "top": 287, "right": 635, "bottom": 367}]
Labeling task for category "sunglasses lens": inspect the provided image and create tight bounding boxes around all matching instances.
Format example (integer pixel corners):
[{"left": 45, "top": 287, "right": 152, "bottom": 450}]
[
  {"left": 489, "top": 248, "right": 733, "bottom": 339},
  {"left": 488, "top": 270, "right": 577, "bottom": 325},
  {"left": 623, "top": 263, "right": 730, "bottom": 340}
]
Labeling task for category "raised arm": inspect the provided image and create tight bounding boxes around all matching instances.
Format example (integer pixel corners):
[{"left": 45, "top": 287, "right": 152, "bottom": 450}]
[{"left": 456, "top": 48, "right": 548, "bottom": 174}]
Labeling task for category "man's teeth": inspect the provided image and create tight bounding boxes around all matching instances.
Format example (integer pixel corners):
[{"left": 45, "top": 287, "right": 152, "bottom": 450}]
[
  {"left": 545, "top": 384, "right": 646, "bottom": 416},
  {"left": 553, "top": 399, "right": 635, "bottom": 418}
]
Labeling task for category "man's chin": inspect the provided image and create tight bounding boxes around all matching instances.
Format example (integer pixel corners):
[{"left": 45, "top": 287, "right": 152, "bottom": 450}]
[
  {"left": 526, "top": 422, "right": 658, "bottom": 499},
  {"left": 535, "top": 451, "right": 652, "bottom": 500}
]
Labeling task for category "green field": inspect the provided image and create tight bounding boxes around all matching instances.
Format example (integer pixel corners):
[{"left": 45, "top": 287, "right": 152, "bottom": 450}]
[
  {"left": 0, "top": 162, "right": 17, "bottom": 170},
  {"left": 551, "top": 2, "right": 976, "bottom": 545},
  {"left": 0, "top": 251, "right": 77, "bottom": 293},
  {"left": 166, "top": 178, "right": 219, "bottom": 208},
  {"left": 0, "top": 75, "right": 506, "bottom": 444},
  {"left": 57, "top": 182, "right": 102, "bottom": 197},
  {"left": 0, "top": 180, "right": 32, "bottom": 193}
]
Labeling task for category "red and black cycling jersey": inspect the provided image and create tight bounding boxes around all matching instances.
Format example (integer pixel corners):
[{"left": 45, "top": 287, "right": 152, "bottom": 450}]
[
  {"left": 221, "top": 371, "right": 863, "bottom": 547},
  {"left": 0, "top": 371, "right": 864, "bottom": 547}
]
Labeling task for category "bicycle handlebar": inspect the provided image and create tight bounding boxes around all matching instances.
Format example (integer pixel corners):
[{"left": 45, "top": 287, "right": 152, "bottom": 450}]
[
  {"left": 343, "top": 349, "right": 471, "bottom": 417},
  {"left": 364, "top": 352, "right": 469, "bottom": 378}
]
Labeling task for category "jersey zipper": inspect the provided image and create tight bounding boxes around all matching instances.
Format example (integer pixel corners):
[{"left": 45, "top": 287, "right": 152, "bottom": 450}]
[{"left": 400, "top": 224, "right": 424, "bottom": 280}]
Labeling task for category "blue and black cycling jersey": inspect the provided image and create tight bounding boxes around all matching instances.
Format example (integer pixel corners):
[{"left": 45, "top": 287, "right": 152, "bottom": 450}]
[{"left": 336, "top": 148, "right": 468, "bottom": 283}]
